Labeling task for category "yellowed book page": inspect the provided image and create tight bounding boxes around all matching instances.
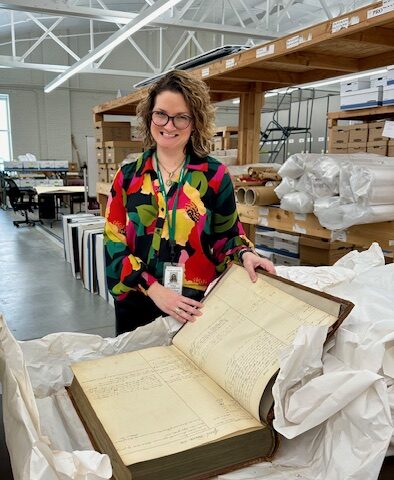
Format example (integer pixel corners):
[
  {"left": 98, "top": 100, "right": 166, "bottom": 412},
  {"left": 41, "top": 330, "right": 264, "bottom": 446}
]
[
  {"left": 173, "top": 264, "right": 336, "bottom": 421},
  {"left": 72, "top": 345, "right": 261, "bottom": 466}
]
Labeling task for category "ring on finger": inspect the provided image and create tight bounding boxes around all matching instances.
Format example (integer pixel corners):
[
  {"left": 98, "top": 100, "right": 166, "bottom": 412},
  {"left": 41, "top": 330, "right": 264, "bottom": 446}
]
[{"left": 174, "top": 307, "right": 181, "bottom": 314}]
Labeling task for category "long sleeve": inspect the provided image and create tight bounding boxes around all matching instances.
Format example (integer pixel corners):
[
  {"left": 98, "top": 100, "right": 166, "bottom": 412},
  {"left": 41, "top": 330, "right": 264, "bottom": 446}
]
[
  {"left": 209, "top": 165, "right": 254, "bottom": 271},
  {"left": 104, "top": 168, "right": 157, "bottom": 301}
]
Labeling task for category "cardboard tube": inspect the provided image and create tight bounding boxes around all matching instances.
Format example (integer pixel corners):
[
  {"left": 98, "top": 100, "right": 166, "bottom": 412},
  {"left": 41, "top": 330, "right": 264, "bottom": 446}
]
[
  {"left": 247, "top": 167, "right": 282, "bottom": 181},
  {"left": 236, "top": 187, "right": 246, "bottom": 204},
  {"left": 245, "top": 186, "right": 279, "bottom": 206}
]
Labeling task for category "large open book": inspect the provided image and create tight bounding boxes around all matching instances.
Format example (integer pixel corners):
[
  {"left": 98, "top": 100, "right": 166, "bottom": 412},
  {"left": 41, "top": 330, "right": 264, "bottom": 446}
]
[{"left": 69, "top": 264, "right": 353, "bottom": 480}]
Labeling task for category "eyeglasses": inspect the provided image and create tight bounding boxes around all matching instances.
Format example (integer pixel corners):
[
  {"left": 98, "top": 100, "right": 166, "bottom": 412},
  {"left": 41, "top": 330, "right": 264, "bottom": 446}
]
[{"left": 151, "top": 110, "right": 193, "bottom": 130}]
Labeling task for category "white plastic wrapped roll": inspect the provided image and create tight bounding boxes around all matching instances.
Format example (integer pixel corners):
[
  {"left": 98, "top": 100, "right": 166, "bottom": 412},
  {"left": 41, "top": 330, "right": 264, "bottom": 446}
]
[
  {"left": 278, "top": 153, "right": 321, "bottom": 179},
  {"left": 274, "top": 177, "right": 297, "bottom": 199},
  {"left": 309, "top": 156, "right": 340, "bottom": 193},
  {"left": 296, "top": 172, "right": 336, "bottom": 199},
  {"left": 342, "top": 164, "right": 394, "bottom": 205},
  {"left": 280, "top": 191, "right": 314, "bottom": 213},
  {"left": 314, "top": 201, "right": 394, "bottom": 230}
]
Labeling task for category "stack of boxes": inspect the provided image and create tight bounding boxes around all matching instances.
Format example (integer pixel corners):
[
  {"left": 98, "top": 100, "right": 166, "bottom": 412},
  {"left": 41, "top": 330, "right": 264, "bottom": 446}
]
[
  {"left": 383, "top": 66, "right": 394, "bottom": 106},
  {"left": 299, "top": 237, "right": 354, "bottom": 266},
  {"left": 95, "top": 121, "right": 143, "bottom": 183},
  {"left": 340, "top": 68, "right": 394, "bottom": 111},
  {"left": 331, "top": 121, "right": 393, "bottom": 156},
  {"left": 211, "top": 126, "right": 238, "bottom": 151},
  {"left": 254, "top": 227, "right": 301, "bottom": 266},
  {"left": 349, "top": 123, "right": 368, "bottom": 154},
  {"left": 340, "top": 78, "right": 382, "bottom": 111}
]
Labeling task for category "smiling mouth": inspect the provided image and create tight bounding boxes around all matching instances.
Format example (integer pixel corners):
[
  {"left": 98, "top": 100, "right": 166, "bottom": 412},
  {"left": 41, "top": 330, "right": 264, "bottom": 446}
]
[{"left": 160, "top": 132, "right": 178, "bottom": 137}]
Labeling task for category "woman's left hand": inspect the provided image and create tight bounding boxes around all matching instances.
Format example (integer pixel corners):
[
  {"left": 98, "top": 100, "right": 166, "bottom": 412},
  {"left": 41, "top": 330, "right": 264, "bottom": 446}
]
[{"left": 241, "top": 252, "right": 276, "bottom": 282}]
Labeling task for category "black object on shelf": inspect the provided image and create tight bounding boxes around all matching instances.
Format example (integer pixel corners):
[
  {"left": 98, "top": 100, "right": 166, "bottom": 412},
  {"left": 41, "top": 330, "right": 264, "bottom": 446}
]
[{"left": 133, "top": 45, "right": 248, "bottom": 89}]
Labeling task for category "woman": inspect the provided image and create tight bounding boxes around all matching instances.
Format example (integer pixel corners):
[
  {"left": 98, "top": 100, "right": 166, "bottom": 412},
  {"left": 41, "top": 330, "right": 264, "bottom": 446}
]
[{"left": 104, "top": 70, "right": 275, "bottom": 335}]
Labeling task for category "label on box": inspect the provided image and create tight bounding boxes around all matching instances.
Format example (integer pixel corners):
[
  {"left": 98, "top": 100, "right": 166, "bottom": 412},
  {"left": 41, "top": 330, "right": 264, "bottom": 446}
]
[
  {"left": 258, "top": 217, "right": 268, "bottom": 227},
  {"left": 201, "top": 67, "right": 209, "bottom": 77},
  {"left": 383, "top": 120, "right": 394, "bottom": 138},
  {"left": 389, "top": 240, "right": 394, "bottom": 246},
  {"left": 288, "top": 139, "right": 294, "bottom": 144},
  {"left": 292, "top": 224, "right": 306, "bottom": 234},
  {"left": 256, "top": 44, "right": 275, "bottom": 58},
  {"left": 299, "top": 138, "right": 305, "bottom": 143},
  {"left": 318, "top": 137, "right": 325, "bottom": 142},
  {"left": 332, "top": 17, "right": 349, "bottom": 32},
  {"left": 294, "top": 213, "right": 307, "bottom": 221},
  {"left": 225, "top": 58, "right": 236, "bottom": 69}
]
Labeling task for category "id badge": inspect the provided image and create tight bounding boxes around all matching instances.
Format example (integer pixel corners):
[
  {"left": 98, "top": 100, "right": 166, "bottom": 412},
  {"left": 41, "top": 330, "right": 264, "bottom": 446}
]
[{"left": 163, "top": 263, "right": 184, "bottom": 295}]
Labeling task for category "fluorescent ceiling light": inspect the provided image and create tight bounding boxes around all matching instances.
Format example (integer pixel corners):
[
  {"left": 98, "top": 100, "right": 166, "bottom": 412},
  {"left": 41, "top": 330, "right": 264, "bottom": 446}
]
[
  {"left": 264, "top": 67, "right": 391, "bottom": 97},
  {"left": 44, "top": 0, "right": 183, "bottom": 93}
]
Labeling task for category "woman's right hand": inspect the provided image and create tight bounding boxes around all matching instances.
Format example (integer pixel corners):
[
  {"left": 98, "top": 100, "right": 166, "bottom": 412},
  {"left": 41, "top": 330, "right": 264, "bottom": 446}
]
[{"left": 147, "top": 282, "right": 204, "bottom": 324}]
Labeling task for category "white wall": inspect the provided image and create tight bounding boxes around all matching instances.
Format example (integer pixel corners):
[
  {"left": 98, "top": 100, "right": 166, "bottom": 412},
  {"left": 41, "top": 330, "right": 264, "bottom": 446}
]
[{"left": 0, "top": 85, "right": 118, "bottom": 164}]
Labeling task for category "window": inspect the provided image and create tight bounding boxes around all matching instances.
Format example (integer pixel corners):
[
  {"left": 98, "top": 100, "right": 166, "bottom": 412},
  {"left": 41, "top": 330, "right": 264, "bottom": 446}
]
[{"left": 0, "top": 94, "right": 13, "bottom": 163}]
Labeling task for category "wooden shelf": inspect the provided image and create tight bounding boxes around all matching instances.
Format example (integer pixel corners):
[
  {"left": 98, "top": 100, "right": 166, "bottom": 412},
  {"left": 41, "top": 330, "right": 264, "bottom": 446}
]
[
  {"left": 328, "top": 104, "right": 394, "bottom": 123},
  {"left": 93, "top": 1, "right": 394, "bottom": 250},
  {"left": 93, "top": 2, "right": 394, "bottom": 165},
  {"left": 237, "top": 204, "right": 394, "bottom": 251},
  {"left": 94, "top": 2, "right": 394, "bottom": 117}
]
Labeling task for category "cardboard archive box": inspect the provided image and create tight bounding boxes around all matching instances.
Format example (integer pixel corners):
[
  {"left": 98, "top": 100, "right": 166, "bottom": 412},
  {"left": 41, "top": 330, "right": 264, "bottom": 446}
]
[
  {"left": 388, "top": 140, "right": 394, "bottom": 157},
  {"left": 367, "top": 141, "right": 387, "bottom": 156},
  {"left": 331, "top": 126, "right": 350, "bottom": 145},
  {"left": 382, "top": 85, "right": 394, "bottom": 106},
  {"left": 68, "top": 162, "right": 79, "bottom": 172},
  {"left": 106, "top": 163, "right": 119, "bottom": 183},
  {"left": 368, "top": 122, "right": 386, "bottom": 142},
  {"left": 340, "top": 79, "right": 370, "bottom": 93},
  {"left": 299, "top": 236, "right": 354, "bottom": 266},
  {"left": 348, "top": 123, "right": 368, "bottom": 143},
  {"left": 96, "top": 143, "right": 106, "bottom": 163},
  {"left": 97, "top": 165, "right": 108, "bottom": 183},
  {"left": 347, "top": 142, "right": 367, "bottom": 153},
  {"left": 331, "top": 145, "right": 348, "bottom": 153},
  {"left": 105, "top": 141, "right": 143, "bottom": 164},
  {"left": 340, "top": 86, "right": 383, "bottom": 110},
  {"left": 95, "top": 121, "right": 131, "bottom": 143}
]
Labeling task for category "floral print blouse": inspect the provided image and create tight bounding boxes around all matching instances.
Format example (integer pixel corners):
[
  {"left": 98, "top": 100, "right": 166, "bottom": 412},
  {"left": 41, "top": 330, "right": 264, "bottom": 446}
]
[{"left": 104, "top": 148, "right": 252, "bottom": 301}]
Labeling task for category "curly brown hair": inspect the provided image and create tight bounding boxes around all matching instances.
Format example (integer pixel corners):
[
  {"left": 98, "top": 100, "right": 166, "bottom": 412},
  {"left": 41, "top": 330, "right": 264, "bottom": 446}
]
[{"left": 136, "top": 70, "right": 215, "bottom": 158}]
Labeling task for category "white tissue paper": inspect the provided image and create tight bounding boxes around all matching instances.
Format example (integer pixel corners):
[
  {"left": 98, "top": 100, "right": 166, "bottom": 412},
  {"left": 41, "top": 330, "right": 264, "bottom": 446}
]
[{"left": 1, "top": 244, "right": 393, "bottom": 480}]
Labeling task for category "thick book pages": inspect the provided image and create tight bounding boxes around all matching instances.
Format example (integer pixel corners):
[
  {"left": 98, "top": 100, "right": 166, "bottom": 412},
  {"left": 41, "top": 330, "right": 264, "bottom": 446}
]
[
  {"left": 69, "top": 264, "right": 353, "bottom": 480},
  {"left": 173, "top": 264, "right": 353, "bottom": 422}
]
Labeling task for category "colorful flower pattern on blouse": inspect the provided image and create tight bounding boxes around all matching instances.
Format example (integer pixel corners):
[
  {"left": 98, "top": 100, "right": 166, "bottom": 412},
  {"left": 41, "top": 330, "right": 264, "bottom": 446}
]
[{"left": 104, "top": 149, "right": 253, "bottom": 301}]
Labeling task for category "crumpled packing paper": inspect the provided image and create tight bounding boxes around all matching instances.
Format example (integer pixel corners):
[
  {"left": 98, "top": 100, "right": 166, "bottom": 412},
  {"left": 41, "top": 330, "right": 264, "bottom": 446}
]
[{"left": 0, "top": 243, "right": 393, "bottom": 479}]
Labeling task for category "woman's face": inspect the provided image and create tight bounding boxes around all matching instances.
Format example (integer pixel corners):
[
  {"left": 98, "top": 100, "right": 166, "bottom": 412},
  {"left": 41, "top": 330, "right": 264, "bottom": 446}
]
[{"left": 150, "top": 90, "right": 193, "bottom": 153}]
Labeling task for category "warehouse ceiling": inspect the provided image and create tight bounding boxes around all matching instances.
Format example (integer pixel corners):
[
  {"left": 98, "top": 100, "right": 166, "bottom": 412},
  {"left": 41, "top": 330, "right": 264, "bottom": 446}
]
[{"left": 0, "top": 0, "right": 375, "bottom": 89}]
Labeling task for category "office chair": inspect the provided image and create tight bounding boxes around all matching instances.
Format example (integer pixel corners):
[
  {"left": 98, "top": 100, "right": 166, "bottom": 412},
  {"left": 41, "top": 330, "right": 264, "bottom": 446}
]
[{"left": 4, "top": 178, "right": 43, "bottom": 227}]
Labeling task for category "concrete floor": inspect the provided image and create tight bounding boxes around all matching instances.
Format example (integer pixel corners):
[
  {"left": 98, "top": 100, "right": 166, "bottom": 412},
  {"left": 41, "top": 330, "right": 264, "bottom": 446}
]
[
  {"left": 0, "top": 209, "right": 393, "bottom": 479},
  {"left": 0, "top": 208, "right": 115, "bottom": 479}
]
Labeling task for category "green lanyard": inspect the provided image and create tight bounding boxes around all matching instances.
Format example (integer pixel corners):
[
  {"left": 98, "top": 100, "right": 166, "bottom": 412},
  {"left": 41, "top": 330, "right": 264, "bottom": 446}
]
[{"left": 155, "top": 152, "right": 189, "bottom": 263}]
